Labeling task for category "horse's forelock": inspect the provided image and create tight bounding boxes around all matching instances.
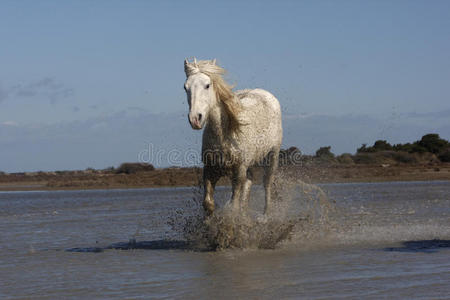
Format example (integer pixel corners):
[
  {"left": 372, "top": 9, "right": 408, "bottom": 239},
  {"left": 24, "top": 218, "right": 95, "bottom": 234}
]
[
  {"left": 184, "top": 61, "right": 200, "bottom": 77},
  {"left": 184, "top": 59, "right": 223, "bottom": 77}
]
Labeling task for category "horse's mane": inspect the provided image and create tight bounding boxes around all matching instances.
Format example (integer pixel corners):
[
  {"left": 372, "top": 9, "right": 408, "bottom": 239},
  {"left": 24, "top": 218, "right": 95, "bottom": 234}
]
[{"left": 184, "top": 59, "right": 241, "bottom": 132}]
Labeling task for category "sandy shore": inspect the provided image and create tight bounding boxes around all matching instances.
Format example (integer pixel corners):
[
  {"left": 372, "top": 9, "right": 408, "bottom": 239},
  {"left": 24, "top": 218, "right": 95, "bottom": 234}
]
[{"left": 1, "top": 163, "right": 449, "bottom": 191}]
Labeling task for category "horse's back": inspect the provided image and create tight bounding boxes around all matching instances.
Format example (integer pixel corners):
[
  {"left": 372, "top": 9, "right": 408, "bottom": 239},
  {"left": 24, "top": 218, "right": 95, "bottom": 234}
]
[
  {"left": 236, "top": 88, "right": 282, "bottom": 131},
  {"left": 236, "top": 88, "right": 282, "bottom": 154},
  {"left": 236, "top": 89, "right": 281, "bottom": 115}
]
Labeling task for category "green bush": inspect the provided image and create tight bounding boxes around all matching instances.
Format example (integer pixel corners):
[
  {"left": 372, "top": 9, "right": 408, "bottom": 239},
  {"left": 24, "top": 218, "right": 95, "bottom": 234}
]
[
  {"left": 411, "top": 142, "right": 428, "bottom": 153},
  {"left": 279, "top": 146, "right": 302, "bottom": 165},
  {"left": 373, "top": 140, "right": 393, "bottom": 151},
  {"left": 315, "top": 146, "right": 335, "bottom": 159},
  {"left": 361, "top": 134, "right": 448, "bottom": 155},
  {"left": 357, "top": 144, "right": 375, "bottom": 153},
  {"left": 357, "top": 140, "right": 392, "bottom": 153},
  {"left": 438, "top": 148, "right": 450, "bottom": 162},
  {"left": 418, "top": 133, "right": 448, "bottom": 154},
  {"left": 103, "top": 166, "right": 116, "bottom": 173},
  {"left": 353, "top": 153, "right": 381, "bottom": 164},
  {"left": 116, "top": 163, "right": 155, "bottom": 174},
  {"left": 337, "top": 153, "right": 354, "bottom": 164},
  {"left": 315, "top": 146, "right": 336, "bottom": 164},
  {"left": 391, "top": 151, "right": 417, "bottom": 164}
]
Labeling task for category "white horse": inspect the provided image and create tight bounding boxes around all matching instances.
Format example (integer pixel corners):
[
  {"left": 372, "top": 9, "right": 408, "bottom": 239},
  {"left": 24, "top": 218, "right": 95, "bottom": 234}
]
[{"left": 184, "top": 58, "right": 282, "bottom": 216}]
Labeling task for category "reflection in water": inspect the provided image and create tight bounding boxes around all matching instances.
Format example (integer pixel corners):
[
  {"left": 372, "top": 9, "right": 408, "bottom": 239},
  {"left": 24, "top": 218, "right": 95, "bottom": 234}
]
[
  {"left": 67, "top": 239, "right": 202, "bottom": 252},
  {"left": 384, "top": 239, "right": 450, "bottom": 253}
]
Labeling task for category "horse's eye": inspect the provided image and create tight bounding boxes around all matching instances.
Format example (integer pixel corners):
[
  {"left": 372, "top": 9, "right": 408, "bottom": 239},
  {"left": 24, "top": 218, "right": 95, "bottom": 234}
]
[{"left": 205, "top": 84, "right": 210, "bottom": 89}]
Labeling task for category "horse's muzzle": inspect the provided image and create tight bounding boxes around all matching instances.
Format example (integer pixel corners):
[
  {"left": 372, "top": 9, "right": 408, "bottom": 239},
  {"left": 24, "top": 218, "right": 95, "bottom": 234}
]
[{"left": 188, "top": 113, "right": 203, "bottom": 130}]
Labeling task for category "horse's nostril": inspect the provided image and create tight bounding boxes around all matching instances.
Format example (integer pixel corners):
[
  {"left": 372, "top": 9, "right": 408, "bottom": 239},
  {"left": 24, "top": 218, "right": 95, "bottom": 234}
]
[{"left": 198, "top": 113, "right": 202, "bottom": 122}]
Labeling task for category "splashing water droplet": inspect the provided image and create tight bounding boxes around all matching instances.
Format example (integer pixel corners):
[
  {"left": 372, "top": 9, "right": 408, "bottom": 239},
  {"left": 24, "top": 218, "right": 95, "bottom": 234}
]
[{"left": 167, "top": 171, "right": 335, "bottom": 250}]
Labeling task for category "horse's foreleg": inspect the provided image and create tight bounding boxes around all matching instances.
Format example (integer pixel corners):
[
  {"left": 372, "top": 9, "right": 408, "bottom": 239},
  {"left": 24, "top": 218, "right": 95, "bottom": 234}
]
[
  {"left": 241, "top": 169, "right": 254, "bottom": 212},
  {"left": 231, "top": 165, "right": 247, "bottom": 212},
  {"left": 263, "top": 150, "right": 279, "bottom": 215},
  {"left": 203, "top": 167, "right": 220, "bottom": 215}
]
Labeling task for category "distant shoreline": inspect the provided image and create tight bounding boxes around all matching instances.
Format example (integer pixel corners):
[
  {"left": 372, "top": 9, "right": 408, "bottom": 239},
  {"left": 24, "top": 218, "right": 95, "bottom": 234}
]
[{"left": 1, "top": 164, "right": 449, "bottom": 192}]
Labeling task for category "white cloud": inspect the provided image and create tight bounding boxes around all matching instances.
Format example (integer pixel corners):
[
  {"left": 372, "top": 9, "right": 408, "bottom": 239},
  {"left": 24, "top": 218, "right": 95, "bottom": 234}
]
[
  {"left": 1, "top": 120, "right": 18, "bottom": 126},
  {"left": 1, "top": 77, "right": 74, "bottom": 104}
]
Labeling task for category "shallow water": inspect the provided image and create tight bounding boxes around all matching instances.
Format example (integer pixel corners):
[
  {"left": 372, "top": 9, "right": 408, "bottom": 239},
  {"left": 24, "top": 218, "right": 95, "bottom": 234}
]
[{"left": 0, "top": 181, "right": 449, "bottom": 299}]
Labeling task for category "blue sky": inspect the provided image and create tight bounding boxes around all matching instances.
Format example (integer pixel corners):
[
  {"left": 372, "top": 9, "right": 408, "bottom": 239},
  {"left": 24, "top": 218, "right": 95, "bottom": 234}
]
[{"left": 1, "top": 0, "right": 449, "bottom": 172}]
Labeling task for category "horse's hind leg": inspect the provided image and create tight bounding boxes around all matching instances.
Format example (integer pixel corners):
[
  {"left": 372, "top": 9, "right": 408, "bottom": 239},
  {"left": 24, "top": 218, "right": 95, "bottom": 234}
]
[
  {"left": 203, "top": 167, "right": 221, "bottom": 215},
  {"left": 263, "top": 149, "right": 279, "bottom": 215}
]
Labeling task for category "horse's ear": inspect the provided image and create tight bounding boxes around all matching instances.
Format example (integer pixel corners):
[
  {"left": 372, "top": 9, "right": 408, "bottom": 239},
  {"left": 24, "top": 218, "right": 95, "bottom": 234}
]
[
  {"left": 212, "top": 59, "right": 216, "bottom": 65},
  {"left": 184, "top": 59, "right": 189, "bottom": 77},
  {"left": 193, "top": 57, "right": 197, "bottom": 66}
]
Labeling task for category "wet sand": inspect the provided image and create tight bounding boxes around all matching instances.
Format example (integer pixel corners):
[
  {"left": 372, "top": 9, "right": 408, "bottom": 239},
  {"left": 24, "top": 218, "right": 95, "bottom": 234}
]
[{"left": 0, "top": 164, "right": 449, "bottom": 191}]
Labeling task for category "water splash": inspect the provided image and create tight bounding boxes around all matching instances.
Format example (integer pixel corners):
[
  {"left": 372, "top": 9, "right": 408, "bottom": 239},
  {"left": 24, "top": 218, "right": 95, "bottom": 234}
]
[{"left": 168, "top": 173, "right": 335, "bottom": 250}]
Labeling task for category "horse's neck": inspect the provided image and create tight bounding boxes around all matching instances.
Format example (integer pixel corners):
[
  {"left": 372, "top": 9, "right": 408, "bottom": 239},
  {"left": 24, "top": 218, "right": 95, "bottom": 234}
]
[{"left": 207, "top": 101, "right": 230, "bottom": 142}]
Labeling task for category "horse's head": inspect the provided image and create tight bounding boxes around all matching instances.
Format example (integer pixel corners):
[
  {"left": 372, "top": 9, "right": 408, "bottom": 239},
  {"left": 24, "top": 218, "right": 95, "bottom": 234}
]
[{"left": 183, "top": 58, "right": 218, "bottom": 130}]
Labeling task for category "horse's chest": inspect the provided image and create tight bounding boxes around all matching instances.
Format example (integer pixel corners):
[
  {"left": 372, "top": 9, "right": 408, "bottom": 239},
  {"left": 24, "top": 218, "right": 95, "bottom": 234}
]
[{"left": 201, "top": 136, "right": 239, "bottom": 168}]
